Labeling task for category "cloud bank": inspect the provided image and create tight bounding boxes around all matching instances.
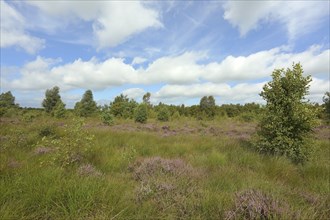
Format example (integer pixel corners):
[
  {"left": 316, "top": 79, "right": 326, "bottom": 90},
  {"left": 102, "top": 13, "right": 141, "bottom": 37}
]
[{"left": 3, "top": 45, "right": 329, "bottom": 105}]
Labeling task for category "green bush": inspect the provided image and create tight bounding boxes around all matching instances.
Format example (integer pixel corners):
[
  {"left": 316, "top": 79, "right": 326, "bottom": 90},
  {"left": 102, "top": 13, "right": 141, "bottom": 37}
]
[
  {"left": 256, "top": 63, "right": 315, "bottom": 164},
  {"left": 100, "top": 106, "right": 114, "bottom": 125},
  {"left": 135, "top": 104, "right": 148, "bottom": 123},
  {"left": 239, "top": 112, "right": 256, "bottom": 122},
  {"left": 323, "top": 92, "right": 330, "bottom": 121},
  {"left": 42, "top": 86, "right": 62, "bottom": 113},
  {"left": 36, "top": 118, "right": 94, "bottom": 167},
  {"left": 52, "top": 101, "right": 66, "bottom": 118},
  {"left": 39, "top": 126, "right": 56, "bottom": 138},
  {"left": 74, "top": 90, "right": 97, "bottom": 117},
  {"left": 157, "top": 107, "right": 170, "bottom": 122}
]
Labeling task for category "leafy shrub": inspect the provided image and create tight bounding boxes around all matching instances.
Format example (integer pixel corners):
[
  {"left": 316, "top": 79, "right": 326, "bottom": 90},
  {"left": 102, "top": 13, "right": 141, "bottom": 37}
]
[
  {"left": 42, "top": 86, "right": 63, "bottom": 113},
  {"left": 36, "top": 118, "right": 94, "bottom": 167},
  {"left": 100, "top": 105, "right": 114, "bottom": 125},
  {"left": 323, "top": 92, "right": 330, "bottom": 122},
  {"left": 74, "top": 90, "right": 97, "bottom": 117},
  {"left": 256, "top": 63, "right": 315, "bottom": 164},
  {"left": 22, "top": 112, "right": 38, "bottom": 122},
  {"left": 52, "top": 101, "right": 66, "bottom": 118},
  {"left": 135, "top": 104, "right": 148, "bottom": 123},
  {"left": 157, "top": 107, "right": 170, "bottom": 122},
  {"left": 200, "top": 96, "right": 216, "bottom": 119},
  {"left": 239, "top": 112, "right": 256, "bottom": 122},
  {"left": 110, "top": 94, "right": 138, "bottom": 119},
  {"left": 38, "top": 126, "right": 56, "bottom": 138}
]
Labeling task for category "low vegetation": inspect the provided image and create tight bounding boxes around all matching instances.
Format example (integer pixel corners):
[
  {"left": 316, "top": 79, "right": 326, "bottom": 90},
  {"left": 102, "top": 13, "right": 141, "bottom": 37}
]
[{"left": 0, "top": 112, "right": 329, "bottom": 219}]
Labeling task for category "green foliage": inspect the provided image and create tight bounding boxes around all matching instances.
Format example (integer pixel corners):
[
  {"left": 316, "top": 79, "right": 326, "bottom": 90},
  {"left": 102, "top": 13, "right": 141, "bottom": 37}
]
[
  {"left": 135, "top": 103, "right": 148, "bottom": 123},
  {"left": 52, "top": 100, "right": 66, "bottom": 118},
  {"left": 74, "top": 90, "right": 97, "bottom": 117},
  {"left": 221, "top": 104, "right": 242, "bottom": 118},
  {"left": 142, "top": 92, "right": 151, "bottom": 106},
  {"left": 200, "top": 96, "right": 216, "bottom": 119},
  {"left": 0, "top": 107, "right": 5, "bottom": 118},
  {"left": 37, "top": 118, "right": 94, "bottom": 167},
  {"left": 42, "top": 86, "right": 62, "bottom": 113},
  {"left": 110, "top": 94, "right": 138, "bottom": 119},
  {"left": 0, "top": 91, "right": 17, "bottom": 108},
  {"left": 22, "top": 111, "right": 39, "bottom": 122},
  {"left": 172, "top": 111, "right": 181, "bottom": 120},
  {"left": 239, "top": 112, "right": 256, "bottom": 122},
  {"left": 100, "top": 105, "right": 114, "bottom": 125},
  {"left": 157, "top": 106, "right": 170, "bottom": 122},
  {"left": 0, "top": 91, "right": 19, "bottom": 118},
  {"left": 323, "top": 92, "right": 330, "bottom": 121},
  {"left": 38, "top": 126, "right": 56, "bottom": 138},
  {"left": 256, "top": 63, "right": 315, "bottom": 164}
]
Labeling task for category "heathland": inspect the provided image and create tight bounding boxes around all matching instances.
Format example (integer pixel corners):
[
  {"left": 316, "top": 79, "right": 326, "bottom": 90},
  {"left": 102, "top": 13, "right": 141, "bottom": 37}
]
[{"left": 0, "top": 109, "right": 329, "bottom": 219}]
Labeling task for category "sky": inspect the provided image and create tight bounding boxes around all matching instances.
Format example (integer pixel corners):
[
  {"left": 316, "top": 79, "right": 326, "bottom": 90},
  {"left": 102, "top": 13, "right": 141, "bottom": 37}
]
[{"left": 0, "top": 0, "right": 329, "bottom": 108}]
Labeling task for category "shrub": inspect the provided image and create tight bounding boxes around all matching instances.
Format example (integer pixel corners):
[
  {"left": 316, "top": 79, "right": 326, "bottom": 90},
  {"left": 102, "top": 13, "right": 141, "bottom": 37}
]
[
  {"left": 323, "top": 92, "right": 330, "bottom": 121},
  {"left": 74, "top": 90, "right": 97, "bottom": 117},
  {"left": 110, "top": 94, "right": 138, "bottom": 119},
  {"left": 239, "top": 112, "right": 256, "bottom": 122},
  {"left": 135, "top": 104, "right": 148, "bottom": 123},
  {"left": 52, "top": 100, "right": 66, "bottom": 118},
  {"left": 256, "top": 63, "right": 315, "bottom": 164},
  {"left": 157, "top": 106, "right": 170, "bottom": 122},
  {"left": 42, "top": 86, "right": 63, "bottom": 113},
  {"left": 22, "top": 111, "right": 38, "bottom": 122},
  {"left": 100, "top": 105, "right": 114, "bottom": 125},
  {"left": 39, "top": 126, "right": 56, "bottom": 137},
  {"left": 36, "top": 118, "right": 94, "bottom": 167},
  {"left": 200, "top": 96, "right": 216, "bottom": 119}
]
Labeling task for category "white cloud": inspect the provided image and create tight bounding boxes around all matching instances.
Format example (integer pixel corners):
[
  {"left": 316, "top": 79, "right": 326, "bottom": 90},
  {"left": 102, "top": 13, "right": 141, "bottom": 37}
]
[
  {"left": 9, "top": 56, "right": 62, "bottom": 90},
  {"left": 142, "top": 52, "right": 206, "bottom": 84},
  {"left": 153, "top": 82, "right": 265, "bottom": 104},
  {"left": 132, "top": 57, "right": 147, "bottom": 65},
  {"left": 310, "top": 77, "right": 330, "bottom": 95},
  {"left": 0, "top": 1, "right": 44, "bottom": 54},
  {"left": 223, "top": 1, "right": 329, "bottom": 39},
  {"left": 122, "top": 88, "right": 146, "bottom": 100},
  {"left": 204, "top": 45, "right": 329, "bottom": 82},
  {"left": 6, "top": 56, "right": 138, "bottom": 91},
  {"left": 26, "top": 1, "right": 162, "bottom": 49},
  {"left": 4, "top": 45, "right": 329, "bottom": 105}
]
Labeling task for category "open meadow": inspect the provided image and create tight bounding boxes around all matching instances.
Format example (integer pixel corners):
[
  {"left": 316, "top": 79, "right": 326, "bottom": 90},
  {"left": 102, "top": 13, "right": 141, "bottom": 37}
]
[{"left": 1, "top": 112, "right": 329, "bottom": 219}]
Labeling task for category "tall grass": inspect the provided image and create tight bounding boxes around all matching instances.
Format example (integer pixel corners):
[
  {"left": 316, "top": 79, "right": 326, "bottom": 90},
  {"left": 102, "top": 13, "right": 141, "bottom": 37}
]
[{"left": 0, "top": 115, "right": 329, "bottom": 219}]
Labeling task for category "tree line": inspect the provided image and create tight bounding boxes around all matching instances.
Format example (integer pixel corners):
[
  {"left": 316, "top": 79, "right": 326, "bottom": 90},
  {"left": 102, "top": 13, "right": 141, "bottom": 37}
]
[
  {"left": 1, "top": 84, "right": 329, "bottom": 124},
  {"left": 0, "top": 64, "right": 329, "bottom": 163}
]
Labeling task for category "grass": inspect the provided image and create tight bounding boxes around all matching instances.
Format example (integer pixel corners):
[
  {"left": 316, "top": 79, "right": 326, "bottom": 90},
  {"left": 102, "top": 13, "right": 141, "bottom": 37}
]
[{"left": 0, "top": 114, "right": 329, "bottom": 219}]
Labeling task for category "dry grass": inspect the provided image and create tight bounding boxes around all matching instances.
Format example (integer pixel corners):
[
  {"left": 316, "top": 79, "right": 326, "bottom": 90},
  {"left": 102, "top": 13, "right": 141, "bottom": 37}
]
[
  {"left": 77, "top": 164, "right": 103, "bottom": 177},
  {"left": 129, "top": 157, "right": 202, "bottom": 218},
  {"left": 225, "top": 189, "right": 295, "bottom": 220}
]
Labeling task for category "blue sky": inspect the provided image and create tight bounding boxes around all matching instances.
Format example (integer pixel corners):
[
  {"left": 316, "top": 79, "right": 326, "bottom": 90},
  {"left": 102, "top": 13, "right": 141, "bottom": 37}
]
[{"left": 1, "top": 0, "right": 329, "bottom": 108}]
